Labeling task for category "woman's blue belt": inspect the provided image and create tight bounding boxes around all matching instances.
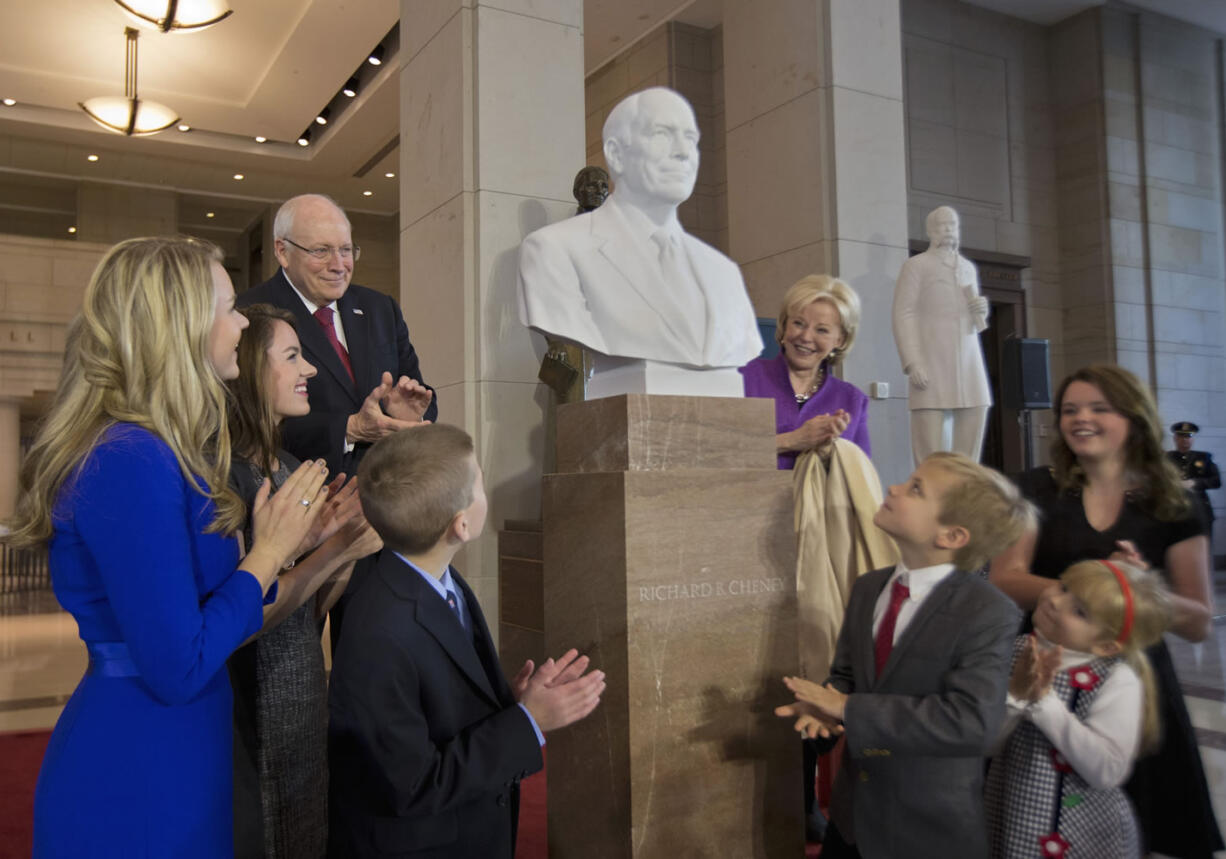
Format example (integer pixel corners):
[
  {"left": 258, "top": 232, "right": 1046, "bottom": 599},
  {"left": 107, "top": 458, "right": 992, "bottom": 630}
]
[{"left": 86, "top": 641, "right": 140, "bottom": 678}]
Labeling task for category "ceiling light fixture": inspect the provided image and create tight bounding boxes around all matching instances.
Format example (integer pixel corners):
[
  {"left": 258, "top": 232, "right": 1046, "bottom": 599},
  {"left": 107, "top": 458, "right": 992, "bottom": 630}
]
[
  {"left": 2, "top": 99, "right": 15, "bottom": 106},
  {"left": 315, "top": 107, "right": 329, "bottom": 126},
  {"left": 297, "top": 128, "right": 311, "bottom": 147},
  {"left": 367, "top": 45, "right": 385, "bottom": 66},
  {"left": 177, "top": 123, "right": 190, "bottom": 132},
  {"left": 254, "top": 135, "right": 266, "bottom": 143},
  {"left": 206, "top": 212, "right": 215, "bottom": 218},
  {"left": 68, "top": 226, "right": 77, "bottom": 234},
  {"left": 80, "top": 28, "right": 179, "bottom": 136},
  {"left": 233, "top": 173, "right": 244, "bottom": 180},
  {"left": 342, "top": 77, "right": 359, "bottom": 98},
  {"left": 362, "top": 190, "right": 373, "bottom": 197},
  {"left": 112, "top": 0, "right": 233, "bottom": 33},
  {"left": 87, "top": 154, "right": 100, "bottom": 162},
  {"left": 384, "top": 172, "right": 395, "bottom": 178}
]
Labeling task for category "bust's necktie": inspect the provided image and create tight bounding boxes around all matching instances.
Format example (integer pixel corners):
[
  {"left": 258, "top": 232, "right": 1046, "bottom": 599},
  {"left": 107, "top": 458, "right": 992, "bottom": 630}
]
[
  {"left": 313, "top": 306, "right": 354, "bottom": 383},
  {"left": 874, "top": 578, "right": 910, "bottom": 676}
]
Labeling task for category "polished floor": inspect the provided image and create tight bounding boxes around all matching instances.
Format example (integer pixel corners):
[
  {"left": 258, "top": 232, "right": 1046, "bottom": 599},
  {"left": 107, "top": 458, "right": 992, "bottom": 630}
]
[{"left": 5, "top": 585, "right": 1226, "bottom": 856}]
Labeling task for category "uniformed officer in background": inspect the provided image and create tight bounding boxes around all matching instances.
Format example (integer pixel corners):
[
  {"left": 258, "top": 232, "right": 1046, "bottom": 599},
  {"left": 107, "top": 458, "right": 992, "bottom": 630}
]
[{"left": 1168, "top": 421, "right": 1220, "bottom": 533}]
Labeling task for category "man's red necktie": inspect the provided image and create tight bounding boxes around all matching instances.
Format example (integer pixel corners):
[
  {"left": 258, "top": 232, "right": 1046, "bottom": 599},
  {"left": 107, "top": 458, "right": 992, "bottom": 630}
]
[{"left": 313, "top": 306, "right": 354, "bottom": 383}]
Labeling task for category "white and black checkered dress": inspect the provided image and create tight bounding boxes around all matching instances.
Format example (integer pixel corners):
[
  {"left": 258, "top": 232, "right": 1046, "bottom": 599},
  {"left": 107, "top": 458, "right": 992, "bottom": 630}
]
[{"left": 985, "top": 637, "right": 1140, "bottom": 859}]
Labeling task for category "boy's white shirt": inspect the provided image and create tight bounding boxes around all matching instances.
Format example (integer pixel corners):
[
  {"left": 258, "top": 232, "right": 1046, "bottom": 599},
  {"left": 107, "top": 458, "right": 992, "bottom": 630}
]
[
  {"left": 870, "top": 561, "right": 956, "bottom": 644},
  {"left": 999, "top": 639, "right": 1142, "bottom": 790}
]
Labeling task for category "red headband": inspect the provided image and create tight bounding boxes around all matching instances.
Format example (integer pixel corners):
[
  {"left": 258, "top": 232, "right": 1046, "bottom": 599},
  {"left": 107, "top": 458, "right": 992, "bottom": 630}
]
[{"left": 1100, "top": 560, "right": 1134, "bottom": 644}]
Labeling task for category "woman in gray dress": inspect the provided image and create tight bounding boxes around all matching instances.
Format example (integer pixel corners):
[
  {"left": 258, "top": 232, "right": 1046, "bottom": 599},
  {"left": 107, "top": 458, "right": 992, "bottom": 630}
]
[{"left": 227, "top": 303, "right": 381, "bottom": 858}]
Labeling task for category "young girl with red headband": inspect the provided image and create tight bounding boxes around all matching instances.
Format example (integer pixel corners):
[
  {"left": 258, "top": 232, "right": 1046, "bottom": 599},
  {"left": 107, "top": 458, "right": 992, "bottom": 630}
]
[{"left": 985, "top": 559, "right": 1171, "bottom": 859}]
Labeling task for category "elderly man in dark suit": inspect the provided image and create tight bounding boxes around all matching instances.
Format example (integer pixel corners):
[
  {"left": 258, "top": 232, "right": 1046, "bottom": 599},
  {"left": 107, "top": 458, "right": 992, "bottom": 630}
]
[
  {"left": 239, "top": 193, "right": 437, "bottom": 643},
  {"left": 239, "top": 193, "right": 437, "bottom": 476}
]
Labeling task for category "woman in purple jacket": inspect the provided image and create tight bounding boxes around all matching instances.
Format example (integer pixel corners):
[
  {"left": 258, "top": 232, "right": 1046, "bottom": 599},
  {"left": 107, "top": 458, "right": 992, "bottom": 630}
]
[{"left": 740, "top": 274, "right": 870, "bottom": 470}]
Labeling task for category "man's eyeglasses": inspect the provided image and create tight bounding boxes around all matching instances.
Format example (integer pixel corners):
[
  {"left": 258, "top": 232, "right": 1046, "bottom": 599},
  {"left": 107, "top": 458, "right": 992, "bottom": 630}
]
[{"left": 282, "top": 236, "right": 361, "bottom": 262}]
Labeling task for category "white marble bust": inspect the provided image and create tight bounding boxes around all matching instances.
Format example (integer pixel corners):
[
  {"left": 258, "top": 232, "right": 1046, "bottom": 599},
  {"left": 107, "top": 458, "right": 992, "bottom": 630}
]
[
  {"left": 892, "top": 205, "right": 993, "bottom": 463},
  {"left": 518, "top": 87, "right": 761, "bottom": 397}
]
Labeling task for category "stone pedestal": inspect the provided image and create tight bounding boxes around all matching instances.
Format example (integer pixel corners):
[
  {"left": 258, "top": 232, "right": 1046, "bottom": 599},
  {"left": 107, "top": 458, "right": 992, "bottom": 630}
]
[
  {"left": 542, "top": 394, "right": 802, "bottom": 858},
  {"left": 587, "top": 354, "right": 745, "bottom": 400}
]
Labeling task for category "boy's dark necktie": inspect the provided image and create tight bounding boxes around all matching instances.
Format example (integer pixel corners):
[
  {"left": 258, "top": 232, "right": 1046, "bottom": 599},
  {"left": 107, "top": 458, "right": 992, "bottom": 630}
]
[
  {"left": 446, "top": 589, "right": 466, "bottom": 633},
  {"left": 874, "top": 578, "right": 910, "bottom": 675},
  {"left": 313, "top": 306, "right": 354, "bottom": 383}
]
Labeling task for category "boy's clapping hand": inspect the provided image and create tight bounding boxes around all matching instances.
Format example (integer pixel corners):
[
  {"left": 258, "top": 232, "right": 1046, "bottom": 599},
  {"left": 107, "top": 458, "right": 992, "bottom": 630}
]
[
  {"left": 514, "top": 648, "right": 606, "bottom": 732},
  {"left": 784, "top": 676, "right": 849, "bottom": 722},
  {"left": 774, "top": 700, "right": 844, "bottom": 739}
]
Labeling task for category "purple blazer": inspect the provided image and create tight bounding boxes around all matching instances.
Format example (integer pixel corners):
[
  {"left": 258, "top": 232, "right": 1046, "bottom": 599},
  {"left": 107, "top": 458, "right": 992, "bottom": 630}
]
[{"left": 740, "top": 354, "right": 871, "bottom": 470}]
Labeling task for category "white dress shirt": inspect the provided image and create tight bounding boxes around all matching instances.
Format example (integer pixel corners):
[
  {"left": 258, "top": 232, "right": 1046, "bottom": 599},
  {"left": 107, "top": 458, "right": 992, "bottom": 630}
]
[{"left": 870, "top": 561, "right": 957, "bottom": 645}]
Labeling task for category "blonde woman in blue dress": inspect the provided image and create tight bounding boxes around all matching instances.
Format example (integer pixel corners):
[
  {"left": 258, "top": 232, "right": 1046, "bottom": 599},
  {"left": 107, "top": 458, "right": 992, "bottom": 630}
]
[{"left": 7, "top": 236, "right": 330, "bottom": 857}]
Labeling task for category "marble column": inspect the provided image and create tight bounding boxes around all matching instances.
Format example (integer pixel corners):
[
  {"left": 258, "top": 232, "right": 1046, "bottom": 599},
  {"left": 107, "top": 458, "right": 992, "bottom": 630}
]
[
  {"left": 398, "top": 0, "right": 585, "bottom": 616},
  {"left": 0, "top": 399, "right": 19, "bottom": 520},
  {"left": 723, "top": 0, "right": 912, "bottom": 488}
]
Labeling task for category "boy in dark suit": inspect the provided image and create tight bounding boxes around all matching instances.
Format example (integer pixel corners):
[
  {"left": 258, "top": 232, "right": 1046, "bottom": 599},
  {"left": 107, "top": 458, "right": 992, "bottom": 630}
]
[
  {"left": 328, "top": 424, "right": 605, "bottom": 858},
  {"left": 777, "top": 452, "right": 1035, "bottom": 859}
]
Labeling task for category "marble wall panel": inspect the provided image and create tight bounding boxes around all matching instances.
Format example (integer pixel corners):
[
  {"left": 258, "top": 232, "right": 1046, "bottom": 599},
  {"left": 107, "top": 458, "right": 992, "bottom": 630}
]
[
  {"left": 400, "top": 12, "right": 469, "bottom": 227},
  {"left": 828, "top": 0, "right": 904, "bottom": 101},
  {"left": 725, "top": 87, "right": 827, "bottom": 266},
  {"left": 475, "top": 8, "right": 583, "bottom": 200},
  {"left": 400, "top": 194, "right": 471, "bottom": 388},
  {"left": 832, "top": 88, "right": 910, "bottom": 247},
  {"left": 722, "top": 0, "right": 822, "bottom": 131}
]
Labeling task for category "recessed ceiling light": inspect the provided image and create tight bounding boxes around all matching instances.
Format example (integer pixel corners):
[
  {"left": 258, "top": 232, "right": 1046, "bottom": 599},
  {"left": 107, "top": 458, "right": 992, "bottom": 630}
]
[
  {"left": 2, "top": 98, "right": 15, "bottom": 106},
  {"left": 384, "top": 172, "right": 395, "bottom": 178},
  {"left": 362, "top": 190, "right": 373, "bottom": 197},
  {"left": 342, "top": 77, "right": 359, "bottom": 98},
  {"left": 87, "top": 154, "right": 99, "bottom": 162},
  {"left": 67, "top": 226, "right": 77, "bottom": 234},
  {"left": 233, "top": 173, "right": 244, "bottom": 180},
  {"left": 254, "top": 136, "right": 266, "bottom": 143},
  {"left": 368, "top": 44, "right": 385, "bottom": 66},
  {"left": 177, "top": 123, "right": 191, "bottom": 132},
  {"left": 315, "top": 113, "right": 328, "bottom": 126},
  {"left": 206, "top": 212, "right": 215, "bottom": 218},
  {"left": 297, "top": 136, "right": 309, "bottom": 147}
]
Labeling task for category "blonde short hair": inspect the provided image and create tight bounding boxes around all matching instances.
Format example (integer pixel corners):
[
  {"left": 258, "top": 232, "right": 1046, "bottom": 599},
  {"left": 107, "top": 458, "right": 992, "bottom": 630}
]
[
  {"left": 926, "top": 452, "right": 1037, "bottom": 571},
  {"left": 358, "top": 424, "right": 477, "bottom": 555},
  {"left": 775, "top": 274, "right": 861, "bottom": 365}
]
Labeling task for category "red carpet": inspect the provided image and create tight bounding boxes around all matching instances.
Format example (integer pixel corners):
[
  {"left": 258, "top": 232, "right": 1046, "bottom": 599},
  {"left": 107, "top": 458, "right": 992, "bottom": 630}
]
[
  {"left": 0, "top": 730, "right": 50, "bottom": 859},
  {"left": 1, "top": 734, "right": 819, "bottom": 857}
]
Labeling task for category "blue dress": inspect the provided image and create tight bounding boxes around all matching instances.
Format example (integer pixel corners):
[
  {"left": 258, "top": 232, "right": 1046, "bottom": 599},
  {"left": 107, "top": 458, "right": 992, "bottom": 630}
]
[{"left": 33, "top": 425, "right": 267, "bottom": 857}]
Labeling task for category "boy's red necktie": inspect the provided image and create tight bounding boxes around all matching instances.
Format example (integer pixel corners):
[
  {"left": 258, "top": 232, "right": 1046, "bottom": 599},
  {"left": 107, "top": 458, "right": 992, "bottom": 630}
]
[
  {"left": 313, "top": 306, "right": 354, "bottom": 383},
  {"left": 874, "top": 578, "right": 910, "bottom": 676}
]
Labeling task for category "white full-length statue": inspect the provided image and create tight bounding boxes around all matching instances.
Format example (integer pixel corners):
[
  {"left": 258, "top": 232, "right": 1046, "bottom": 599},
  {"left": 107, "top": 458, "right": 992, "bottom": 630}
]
[
  {"left": 893, "top": 206, "right": 992, "bottom": 464},
  {"left": 518, "top": 87, "right": 761, "bottom": 398}
]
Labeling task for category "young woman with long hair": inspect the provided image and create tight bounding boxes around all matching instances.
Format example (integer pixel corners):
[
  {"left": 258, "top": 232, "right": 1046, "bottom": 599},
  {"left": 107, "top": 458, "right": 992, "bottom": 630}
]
[
  {"left": 990, "top": 364, "right": 1221, "bottom": 858},
  {"left": 6, "top": 237, "right": 330, "bottom": 857}
]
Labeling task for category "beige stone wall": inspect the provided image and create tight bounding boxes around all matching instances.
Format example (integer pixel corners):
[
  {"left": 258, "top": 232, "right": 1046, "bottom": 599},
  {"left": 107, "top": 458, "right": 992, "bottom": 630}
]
[
  {"left": 348, "top": 211, "right": 400, "bottom": 299},
  {"left": 1099, "top": 8, "right": 1226, "bottom": 538}
]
